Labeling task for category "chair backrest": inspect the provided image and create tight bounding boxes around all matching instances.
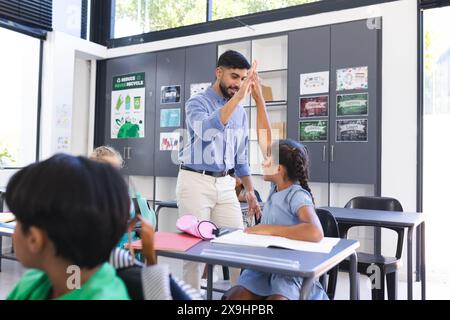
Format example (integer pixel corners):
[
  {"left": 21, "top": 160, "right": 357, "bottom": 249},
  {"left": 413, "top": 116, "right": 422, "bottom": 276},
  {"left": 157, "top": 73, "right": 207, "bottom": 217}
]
[
  {"left": 345, "top": 196, "right": 403, "bottom": 212},
  {"left": 316, "top": 208, "right": 339, "bottom": 300},
  {"left": 344, "top": 196, "right": 404, "bottom": 259},
  {"left": 116, "top": 265, "right": 195, "bottom": 300}
]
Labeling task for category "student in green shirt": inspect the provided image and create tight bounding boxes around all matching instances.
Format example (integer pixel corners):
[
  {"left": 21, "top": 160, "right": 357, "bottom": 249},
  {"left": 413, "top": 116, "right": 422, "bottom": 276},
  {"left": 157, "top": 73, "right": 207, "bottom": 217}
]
[{"left": 4, "top": 154, "right": 131, "bottom": 300}]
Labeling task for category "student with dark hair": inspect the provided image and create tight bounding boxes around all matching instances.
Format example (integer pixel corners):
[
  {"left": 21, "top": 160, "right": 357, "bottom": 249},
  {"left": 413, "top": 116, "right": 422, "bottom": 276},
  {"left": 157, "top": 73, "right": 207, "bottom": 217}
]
[
  {"left": 5, "top": 154, "right": 130, "bottom": 300},
  {"left": 177, "top": 49, "right": 272, "bottom": 290},
  {"left": 223, "top": 139, "right": 327, "bottom": 300}
]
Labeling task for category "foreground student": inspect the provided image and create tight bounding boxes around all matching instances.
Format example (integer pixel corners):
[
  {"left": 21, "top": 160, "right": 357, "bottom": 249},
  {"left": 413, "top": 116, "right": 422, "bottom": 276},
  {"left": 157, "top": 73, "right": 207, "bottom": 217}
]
[
  {"left": 223, "top": 139, "right": 328, "bottom": 300},
  {"left": 5, "top": 154, "right": 130, "bottom": 300}
]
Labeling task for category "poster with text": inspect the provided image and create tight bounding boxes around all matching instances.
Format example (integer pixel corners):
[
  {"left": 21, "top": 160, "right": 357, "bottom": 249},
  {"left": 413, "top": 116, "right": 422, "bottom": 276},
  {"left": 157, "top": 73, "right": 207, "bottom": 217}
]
[
  {"left": 190, "top": 82, "right": 211, "bottom": 98},
  {"left": 161, "top": 85, "right": 181, "bottom": 104},
  {"left": 300, "top": 71, "right": 329, "bottom": 95},
  {"left": 336, "top": 119, "right": 368, "bottom": 142},
  {"left": 299, "top": 95, "right": 328, "bottom": 118},
  {"left": 160, "top": 108, "right": 181, "bottom": 128},
  {"left": 111, "top": 72, "right": 145, "bottom": 139},
  {"left": 299, "top": 120, "right": 328, "bottom": 142},
  {"left": 337, "top": 93, "right": 369, "bottom": 116},
  {"left": 160, "top": 132, "right": 180, "bottom": 151},
  {"left": 336, "top": 66, "right": 368, "bottom": 91}
]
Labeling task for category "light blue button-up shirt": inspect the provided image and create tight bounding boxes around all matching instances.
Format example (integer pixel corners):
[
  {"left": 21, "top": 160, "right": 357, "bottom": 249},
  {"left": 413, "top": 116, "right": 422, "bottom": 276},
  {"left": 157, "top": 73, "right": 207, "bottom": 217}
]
[{"left": 179, "top": 86, "right": 250, "bottom": 177}]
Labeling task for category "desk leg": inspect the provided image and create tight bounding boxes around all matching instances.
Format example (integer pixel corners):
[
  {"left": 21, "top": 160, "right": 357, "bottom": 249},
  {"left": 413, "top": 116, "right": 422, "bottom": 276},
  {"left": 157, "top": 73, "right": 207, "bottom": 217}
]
[
  {"left": 155, "top": 206, "right": 162, "bottom": 232},
  {"left": 407, "top": 227, "right": 413, "bottom": 300},
  {"left": 300, "top": 277, "right": 314, "bottom": 300},
  {"left": 421, "top": 222, "right": 426, "bottom": 300},
  {"left": 206, "top": 264, "right": 213, "bottom": 300},
  {"left": 416, "top": 226, "right": 421, "bottom": 282},
  {"left": 0, "top": 236, "right": 2, "bottom": 272},
  {"left": 349, "top": 252, "right": 359, "bottom": 300}
]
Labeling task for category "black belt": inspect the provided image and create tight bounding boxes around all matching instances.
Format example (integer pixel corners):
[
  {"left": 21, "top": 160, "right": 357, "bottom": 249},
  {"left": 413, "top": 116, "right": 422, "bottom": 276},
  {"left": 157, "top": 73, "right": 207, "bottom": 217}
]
[{"left": 180, "top": 165, "right": 234, "bottom": 177}]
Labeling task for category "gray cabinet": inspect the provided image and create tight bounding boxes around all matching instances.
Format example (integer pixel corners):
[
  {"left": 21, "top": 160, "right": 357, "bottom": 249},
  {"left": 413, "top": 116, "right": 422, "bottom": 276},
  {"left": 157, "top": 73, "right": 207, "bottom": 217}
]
[
  {"left": 288, "top": 20, "right": 381, "bottom": 187},
  {"left": 288, "top": 26, "right": 331, "bottom": 183},
  {"left": 329, "top": 20, "right": 380, "bottom": 185},
  {"left": 103, "top": 53, "right": 156, "bottom": 176},
  {"left": 154, "top": 49, "right": 186, "bottom": 177}
]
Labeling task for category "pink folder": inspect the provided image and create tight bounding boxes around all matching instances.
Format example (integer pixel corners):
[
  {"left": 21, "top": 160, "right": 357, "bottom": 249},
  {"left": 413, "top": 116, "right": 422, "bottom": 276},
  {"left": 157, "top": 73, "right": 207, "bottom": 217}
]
[{"left": 128, "top": 231, "right": 203, "bottom": 252}]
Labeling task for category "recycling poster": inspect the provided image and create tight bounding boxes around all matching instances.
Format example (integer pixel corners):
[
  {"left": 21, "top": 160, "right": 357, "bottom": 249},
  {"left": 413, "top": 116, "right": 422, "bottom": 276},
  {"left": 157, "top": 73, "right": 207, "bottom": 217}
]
[{"left": 111, "top": 72, "right": 145, "bottom": 139}]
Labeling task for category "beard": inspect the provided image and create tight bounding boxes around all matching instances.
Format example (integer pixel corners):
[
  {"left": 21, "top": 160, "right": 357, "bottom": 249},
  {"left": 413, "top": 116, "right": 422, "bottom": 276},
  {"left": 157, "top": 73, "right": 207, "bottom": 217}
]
[{"left": 219, "top": 80, "right": 239, "bottom": 100}]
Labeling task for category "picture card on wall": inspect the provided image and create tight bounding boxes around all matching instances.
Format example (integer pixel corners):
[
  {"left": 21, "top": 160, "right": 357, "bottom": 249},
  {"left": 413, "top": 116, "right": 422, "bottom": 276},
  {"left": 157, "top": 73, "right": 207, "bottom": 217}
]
[
  {"left": 160, "top": 132, "right": 180, "bottom": 151},
  {"left": 336, "top": 93, "right": 368, "bottom": 116},
  {"left": 336, "top": 119, "right": 368, "bottom": 142},
  {"left": 160, "top": 108, "right": 181, "bottom": 127},
  {"left": 298, "top": 120, "right": 328, "bottom": 142},
  {"left": 299, "top": 95, "right": 328, "bottom": 118},
  {"left": 190, "top": 82, "right": 211, "bottom": 98},
  {"left": 336, "top": 66, "right": 368, "bottom": 91},
  {"left": 161, "top": 85, "right": 181, "bottom": 104},
  {"left": 300, "top": 71, "right": 329, "bottom": 95}
]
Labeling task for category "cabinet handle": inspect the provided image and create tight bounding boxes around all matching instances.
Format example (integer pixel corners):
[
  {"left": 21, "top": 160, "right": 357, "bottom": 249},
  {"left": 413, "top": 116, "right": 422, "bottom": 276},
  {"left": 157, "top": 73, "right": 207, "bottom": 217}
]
[
  {"left": 331, "top": 145, "right": 334, "bottom": 162},
  {"left": 123, "top": 147, "right": 127, "bottom": 160},
  {"left": 322, "top": 145, "right": 326, "bottom": 162},
  {"left": 127, "top": 147, "right": 132, "bottom": 160}
]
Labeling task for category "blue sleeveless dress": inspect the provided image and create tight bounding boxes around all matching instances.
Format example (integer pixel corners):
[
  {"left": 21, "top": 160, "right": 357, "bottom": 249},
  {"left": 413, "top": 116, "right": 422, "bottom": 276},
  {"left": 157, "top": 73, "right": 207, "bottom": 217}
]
[{"left": 237, "top": 183, "right": 329, "bottom": 300}]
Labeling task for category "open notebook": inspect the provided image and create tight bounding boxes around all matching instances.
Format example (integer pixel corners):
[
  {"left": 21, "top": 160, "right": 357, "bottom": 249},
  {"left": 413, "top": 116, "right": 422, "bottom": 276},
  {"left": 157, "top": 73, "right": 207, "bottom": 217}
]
[{"left": 210, "top": 230, "right": 340, "bottom": 253}]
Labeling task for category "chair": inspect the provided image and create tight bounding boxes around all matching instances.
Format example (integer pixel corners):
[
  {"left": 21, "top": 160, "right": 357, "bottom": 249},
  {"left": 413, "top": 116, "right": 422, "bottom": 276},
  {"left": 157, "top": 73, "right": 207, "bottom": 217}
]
[
  {"left": 111, "top": 248, "right": 198, "bottom": 300},
  {"left": 340, "top": 196, "right": 404, "bottom": 300},
  {"left": 316, "top": 208, "right": 340, "bottom": 300}
]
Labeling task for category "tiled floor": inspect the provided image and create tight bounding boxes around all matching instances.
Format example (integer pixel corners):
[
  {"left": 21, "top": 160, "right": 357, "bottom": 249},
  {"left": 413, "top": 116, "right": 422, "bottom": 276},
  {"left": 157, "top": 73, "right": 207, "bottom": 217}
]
[{"left": 1, "top": 257, "right": 449, "bottom": 300}]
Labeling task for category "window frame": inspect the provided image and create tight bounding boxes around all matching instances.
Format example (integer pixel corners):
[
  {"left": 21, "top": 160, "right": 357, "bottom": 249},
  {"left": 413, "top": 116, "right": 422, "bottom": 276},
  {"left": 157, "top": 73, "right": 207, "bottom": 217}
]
[{"left": 103, "top": 0, "right": 398, "bottom": 48}]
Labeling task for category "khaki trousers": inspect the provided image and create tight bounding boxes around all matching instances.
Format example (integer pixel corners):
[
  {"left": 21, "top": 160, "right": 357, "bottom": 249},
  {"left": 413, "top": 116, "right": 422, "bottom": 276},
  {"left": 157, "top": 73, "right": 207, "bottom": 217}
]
[{"left": 176, "top": 169, "right": 244, "bottom": 290}]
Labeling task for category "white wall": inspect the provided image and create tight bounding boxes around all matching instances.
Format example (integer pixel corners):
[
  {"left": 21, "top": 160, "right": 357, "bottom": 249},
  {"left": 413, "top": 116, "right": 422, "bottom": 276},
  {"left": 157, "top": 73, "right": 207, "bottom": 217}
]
[
  {"left": 40, "top": 31, "right": 107, "bottom": 160},
  {"left": 71, "top": 58, "right": 91, "bottom": 156}
]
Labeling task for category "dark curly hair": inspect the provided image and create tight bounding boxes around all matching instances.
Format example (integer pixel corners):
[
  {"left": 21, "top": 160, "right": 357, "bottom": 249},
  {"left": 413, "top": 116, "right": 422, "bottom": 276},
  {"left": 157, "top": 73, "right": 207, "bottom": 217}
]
[{"left": 278, "top": 139, "right": 314, "bottom": 204}]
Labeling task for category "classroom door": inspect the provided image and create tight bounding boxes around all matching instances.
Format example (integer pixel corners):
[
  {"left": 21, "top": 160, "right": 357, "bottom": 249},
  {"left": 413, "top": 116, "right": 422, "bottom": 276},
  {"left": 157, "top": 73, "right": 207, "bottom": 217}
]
[{"left": 422, "top": 5, "right": 450, "bottom": 291}]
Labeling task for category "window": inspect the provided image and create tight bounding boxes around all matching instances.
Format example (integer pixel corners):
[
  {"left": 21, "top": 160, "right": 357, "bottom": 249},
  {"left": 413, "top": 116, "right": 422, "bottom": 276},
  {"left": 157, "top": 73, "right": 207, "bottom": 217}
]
[
  {"left": 0, "top": 27, "right": 40, "bottom": 168},
  {"left": 112, "top": 0, "right": 321, "bottom": 39},
  {"left": 212, "top": 0, "right": 320, "bottom": 21},
  {"left": 52, "top": 0, "right": 90, "bottom": 39},
  {"left": 113, "top": 0, "right": 207, "bottom": 38}
]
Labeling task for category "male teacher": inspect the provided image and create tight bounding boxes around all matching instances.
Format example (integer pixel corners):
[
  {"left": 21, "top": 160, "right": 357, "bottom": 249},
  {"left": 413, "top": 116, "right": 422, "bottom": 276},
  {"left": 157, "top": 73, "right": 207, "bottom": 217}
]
[{"left": 176, "top": 50, "right": 271, "bottom": 290}]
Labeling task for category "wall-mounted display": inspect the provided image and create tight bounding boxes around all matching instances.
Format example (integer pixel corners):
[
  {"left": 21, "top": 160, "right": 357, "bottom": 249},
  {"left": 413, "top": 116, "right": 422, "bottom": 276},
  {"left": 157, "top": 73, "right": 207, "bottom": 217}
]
[
  {"left": 190, "top": 82, "right": 211, "bottom": 98},
  {"left": 160, "top": 132, "right": 181, "bottom": 151},
  {"left": 160, "top": 108, "right": 181, "bottom": 127},
  {"left": 336, "top": 119, "right": 368, "bottom": 142},
  {"left": 337, "top": 93, "right": 368, "bottom": 116},
  {"left": 299, "top": 120, "right": 328, "bottom": 142},
  {"left": 161, "top": 85, "right": 181, "bottom": 104},
  {"left": 300, "top": 71, "right": 329, "bottom": 95},
  {"left": 336, "top": 66, "right": 368, "bottom": 91},
  {"left": 111, "top": 72, "right": 145, "bottom": 139},
  {"left": 299, "top": 95, "right": 328, "bottom": 118}
]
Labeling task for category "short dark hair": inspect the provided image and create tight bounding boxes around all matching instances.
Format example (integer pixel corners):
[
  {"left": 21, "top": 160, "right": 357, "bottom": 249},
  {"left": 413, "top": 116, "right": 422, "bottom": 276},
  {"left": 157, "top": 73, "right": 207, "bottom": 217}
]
[
  {"left": 217, "top": 50, "right": 250, "bottom": 69},
  {"left": 5, "top": 154, "right": 130, "bottom": 268}
]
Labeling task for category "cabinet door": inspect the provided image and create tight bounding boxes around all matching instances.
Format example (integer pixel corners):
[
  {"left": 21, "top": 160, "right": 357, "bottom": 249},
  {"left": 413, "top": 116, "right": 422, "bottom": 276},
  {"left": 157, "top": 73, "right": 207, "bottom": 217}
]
[
  {"left": 329, "top": 20, "right": 381, "bottom": 184},
  {"left": 288, "top": 26, "right": 331, "bottom": 183},
  {"left": 126, "top": 54, "right": 157, "bottom": 176},
  {"left": 103, "top": 53, "right": 156, "bottom": 175},
  {"left": 155, "top": 49, "right": 186, "bottom": 177},
  {"left": 185, "top": 43, "right": 217, "bottom": 127}
]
